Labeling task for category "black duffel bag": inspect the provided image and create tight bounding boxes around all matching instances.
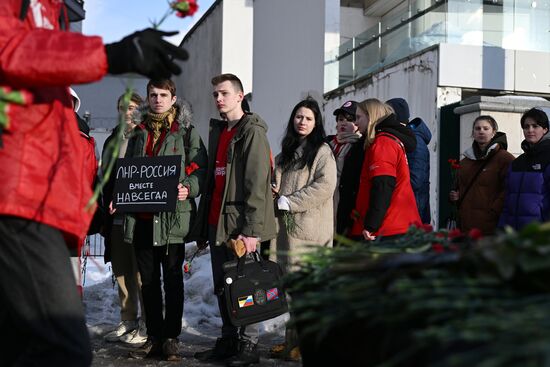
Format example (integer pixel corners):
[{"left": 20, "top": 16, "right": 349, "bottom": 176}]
[{"left": 222, "top": 252, "right": 288, "bottom": 326}]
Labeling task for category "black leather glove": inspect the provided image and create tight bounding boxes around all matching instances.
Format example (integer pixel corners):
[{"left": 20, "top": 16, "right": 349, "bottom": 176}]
[{"left": 105, "top": 28, "right": 189, "bottom": 80}]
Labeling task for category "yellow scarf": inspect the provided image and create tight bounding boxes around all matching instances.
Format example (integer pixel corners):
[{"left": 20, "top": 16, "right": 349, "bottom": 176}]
[{"left": 145, "top": 106, "right": 176, "bottom": 145}]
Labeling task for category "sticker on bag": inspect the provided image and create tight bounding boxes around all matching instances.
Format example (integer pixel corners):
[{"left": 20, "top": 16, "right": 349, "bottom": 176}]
[
  {"left": 267, "top": 288, "right": 279, "bottom": 301},
  {"left": 254, "top": 289, "right": 267, "bottom": 305},
  {"left": 238, "top": 295, "right": 254, "bottom": 308}
]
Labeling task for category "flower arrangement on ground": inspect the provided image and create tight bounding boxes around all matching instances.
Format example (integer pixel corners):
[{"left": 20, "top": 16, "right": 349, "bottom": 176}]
[{"left": 286, "top": 222, "right": 550, "bottom": 367}]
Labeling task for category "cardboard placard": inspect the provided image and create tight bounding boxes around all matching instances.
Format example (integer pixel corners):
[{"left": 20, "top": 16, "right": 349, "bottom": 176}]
[{"left": 113, "top": 155, "right": 181, "bottom": 213}]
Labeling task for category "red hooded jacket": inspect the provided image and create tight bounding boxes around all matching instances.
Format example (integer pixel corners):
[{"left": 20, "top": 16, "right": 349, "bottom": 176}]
[{"left": 0, "top": 0, "right": 108, "bottom": 247}]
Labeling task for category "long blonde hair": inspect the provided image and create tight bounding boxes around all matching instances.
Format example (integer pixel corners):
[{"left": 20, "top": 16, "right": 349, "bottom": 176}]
[{"left": 358, "top": 98, "right": 394, "bottom": 148}]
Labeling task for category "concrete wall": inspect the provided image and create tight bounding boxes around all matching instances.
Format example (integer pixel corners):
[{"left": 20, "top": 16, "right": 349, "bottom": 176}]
[
  {"left": 73, "top": 75, "right": 148, "bottom": 130},
  {"left": 324, "top": 49, "right": 440, "bottom": 134},
  {"left": 252, "top": 0, "right": 330, "bottom": 154},
  {"left": 175, "top": 2, "right": 224, "bottom": 142},
  {"left": 90, "top": 128, "right": 111, "bottom": 160},
  {"left": 439, "top": 44, "right": 550, "bottom": 94},
  {"left": 221, "top": 0, "right": 253, "bottom": 93},
  {"left": 325, "top": 0, "right": 341, "bottom": 92},
  {"left": 175, "top": 0, "right": 254, "bottom": 144},
  {"left": 340, "top": 6, "right": 378, "bottom": 42}
]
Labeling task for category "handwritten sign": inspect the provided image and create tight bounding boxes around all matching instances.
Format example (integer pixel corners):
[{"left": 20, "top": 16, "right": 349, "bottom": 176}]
[{"left": 113, "top": 155, "right": 181, "bottom": 213}]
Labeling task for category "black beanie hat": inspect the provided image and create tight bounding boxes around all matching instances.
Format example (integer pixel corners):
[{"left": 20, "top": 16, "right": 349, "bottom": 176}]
[{"left": 386, "top": 98, "right": 410, "bottom": 124}]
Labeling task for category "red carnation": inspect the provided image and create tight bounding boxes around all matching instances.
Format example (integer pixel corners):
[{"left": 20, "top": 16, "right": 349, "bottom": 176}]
[
  {"left": 432, "top": 243, "right": 444, "bottom": 253},
  {"left": 412, "top": 221, "right": 433, "bottom": 233},
  {"left": 468, "top": 228, "right": 483, "bottom": 240},
  {"left": 172, "top": 0, "right": 199, "bottom": 18},
  {"left": 185, "top": 162, "right": 199, "bottom": 176},
  {"left": 421, "top": 223, "right": 433, "bottom": 233},
  {"left": 448, "top": 228, "right": 462, "bottom": 239}
]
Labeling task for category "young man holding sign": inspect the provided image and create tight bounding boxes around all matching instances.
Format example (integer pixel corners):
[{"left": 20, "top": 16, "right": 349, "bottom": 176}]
[{"left": 121, "top": 79, "right": 207, "bottom": 361}]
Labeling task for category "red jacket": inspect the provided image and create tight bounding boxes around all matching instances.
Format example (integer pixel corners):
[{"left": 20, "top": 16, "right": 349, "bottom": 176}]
[
  {"left": 351, "top": 133, "right": 420, "bottom": 237},
  {"left": 0, "top": 0, "right": 108, "bottom": 247}
]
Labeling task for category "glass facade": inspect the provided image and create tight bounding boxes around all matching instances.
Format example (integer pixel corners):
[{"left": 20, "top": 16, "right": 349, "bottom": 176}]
[{"left": 326, "top": 0, "right": 550, "bottom": 91}]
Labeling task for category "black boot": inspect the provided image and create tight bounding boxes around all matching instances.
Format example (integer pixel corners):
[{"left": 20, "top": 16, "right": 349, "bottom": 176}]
[
  {"left": 128, "top": 337, "right": 162, "bottom": 359},
  {"left": 194, "top": 336, "right": 239, "bottom": 362},
  {"left": 226, "top": 341, "right": 260, "bottom": 367},
  {"left": 162, "top": 338, "right": 181, "bottom": 362}
]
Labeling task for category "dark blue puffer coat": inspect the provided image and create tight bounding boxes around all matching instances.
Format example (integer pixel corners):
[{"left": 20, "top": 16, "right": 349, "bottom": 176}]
[
  {"left": 499, "top": 133, "right": 550, "bottom": 230},
  {"left": 407, "top": 118, "right": 432, "bottom": 224}
]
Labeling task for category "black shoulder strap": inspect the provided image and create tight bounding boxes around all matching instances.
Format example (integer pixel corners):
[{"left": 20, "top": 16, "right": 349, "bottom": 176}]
[
  {"left": 457, "top": 154, "right": 495, "bottom": 209},
  {"left": 19, "top": 0, "right": 30, "bottom": 21}
]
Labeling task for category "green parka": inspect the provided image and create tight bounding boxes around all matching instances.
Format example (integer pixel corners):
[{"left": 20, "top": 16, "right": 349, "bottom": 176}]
[
  {"left": 191, "top": 112, "right": 277, "bottom": 246},
  {"left": 123, "top": 99, "right": 207, "bottom": 246}
]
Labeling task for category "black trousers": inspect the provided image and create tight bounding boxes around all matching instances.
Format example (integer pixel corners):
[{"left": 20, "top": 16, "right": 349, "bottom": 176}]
[
  {"left": 208, "top": 235, "right": 239, "bottom": 338},
  {"left": 0, "top": 216, "right": 92, "bottom": 367},
  {"left": 133, "top": 219, "right": 185, "bottom": 339}
]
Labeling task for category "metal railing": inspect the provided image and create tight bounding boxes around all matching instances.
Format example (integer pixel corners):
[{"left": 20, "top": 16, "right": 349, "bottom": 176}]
[{"left": 84, "top": 234, "right": 105, "bottom": 257}]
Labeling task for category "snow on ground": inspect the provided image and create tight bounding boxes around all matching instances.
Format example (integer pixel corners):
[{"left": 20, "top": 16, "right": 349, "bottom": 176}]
[
  {"left": 83, "top": 241, "right": 292, "bottom": 366},
  {"left": 83, "top": 241, "right": 288, "bottom": 333}
]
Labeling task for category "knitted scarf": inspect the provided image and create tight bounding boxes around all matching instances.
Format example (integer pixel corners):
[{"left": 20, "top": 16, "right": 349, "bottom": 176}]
[
  {"left": 331, "top": 131, "right": 362, "bottom": 162},
  {"left": 335, "top": 131, "right": 362, "bottom": 145},
  {"left": 145, "top": 106, "right": 176, "bottom": 145}
]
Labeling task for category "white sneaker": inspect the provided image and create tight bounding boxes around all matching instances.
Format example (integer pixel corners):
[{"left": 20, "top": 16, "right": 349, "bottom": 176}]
[
  {"left": 104, "top": 320, "right": 138, "bottom": 342},
  {"left": 120, "top": 318, "right": 148, "bottom": 345}
]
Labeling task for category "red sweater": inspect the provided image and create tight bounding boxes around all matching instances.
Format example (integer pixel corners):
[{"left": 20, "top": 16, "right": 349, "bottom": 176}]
[{"left": 208, "top": 126, "right": 238, "bottom": 225}]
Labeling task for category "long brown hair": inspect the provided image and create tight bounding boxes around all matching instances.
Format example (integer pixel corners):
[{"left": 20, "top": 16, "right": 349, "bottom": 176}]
[{"left": 358, "top": 98, "right": 394, "bottom": 148}]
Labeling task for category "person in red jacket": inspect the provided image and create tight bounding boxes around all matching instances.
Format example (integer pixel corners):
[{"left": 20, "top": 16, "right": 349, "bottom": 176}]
[
  {"left": 350, "top": 98, "right": 420, "bottom": 241},
  {"left": 0, "top": 1, "right": 188, "bottom": 366}
]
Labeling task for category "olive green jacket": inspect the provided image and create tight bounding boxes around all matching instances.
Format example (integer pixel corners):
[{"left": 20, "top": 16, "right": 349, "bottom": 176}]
[
  {"left": 190, "top": 112, "right": 276, "bottom": 246},
  {"left": 123, "top": 99, "right": 207, "bottom": 246}
]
